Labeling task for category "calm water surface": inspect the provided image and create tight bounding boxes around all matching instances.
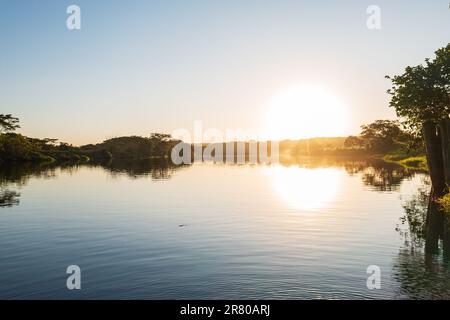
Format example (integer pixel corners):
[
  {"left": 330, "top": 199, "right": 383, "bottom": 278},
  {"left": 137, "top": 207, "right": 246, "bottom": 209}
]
[{"left": 0, "top": 158, "right": 449, "bottom": 299}]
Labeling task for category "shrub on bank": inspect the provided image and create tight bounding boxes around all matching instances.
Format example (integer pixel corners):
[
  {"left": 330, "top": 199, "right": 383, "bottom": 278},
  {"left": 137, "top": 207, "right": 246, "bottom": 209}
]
[{"left": 438, "top": 190, "right": 450, "bottom": 213}]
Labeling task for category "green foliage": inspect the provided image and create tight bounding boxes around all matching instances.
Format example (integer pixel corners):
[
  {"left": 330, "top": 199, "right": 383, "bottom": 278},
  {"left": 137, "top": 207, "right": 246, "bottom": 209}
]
[
  {"left": 27, "top": 138, "right": 59, "bottom": 151},
  {"left": 93, "top": 134, "right": 178, "bottom": 160},
  {"left": 398, "top": 156, "right": 428, "bottom": 171},
  {"left": 360, "top": 120, "right": 401, "bottom": 151},
  {"left": 0, "top": 113, "right": 179, "bottom": 163},
  {"left": 383, "top": 152, "right": 428, "bottom": 171},
  {"left": 79, "top": 134, "right": 180, "bottom": 161},
  {"left": 386, "top": 43, "right": 450, "bottom": 130},
  {"left": 342, "top": 120, "right": 422, "bottom": 156},
  {"left": 0, "top": 132, "right": 179, "bottom": 163},
  {"left": 99, "top": 136, "right": 155, "bottom": 159},
  {"left": 0, "top": 133, "right": 46, "bottom": 161},
  {"left": 438, "top": 191, "right": 450, "bottom": 212}
]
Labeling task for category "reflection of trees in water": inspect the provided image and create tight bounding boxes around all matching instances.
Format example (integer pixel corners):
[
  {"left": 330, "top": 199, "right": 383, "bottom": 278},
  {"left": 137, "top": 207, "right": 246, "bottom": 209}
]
[
  {"left": 0, "top": 161, "right": 64, "bottom": 186},
  {"left": 278, "top": 154, "right": 373, "bottom": 169},
  {"left": 99, "top": 159, "right": 187, "bottom": 180},
  {"left": 394, "top": 181, "right": 450, "bottom": 299},
  {"left": 398, "top": 184, "right": 429, "bottom": 247},
  {"left": 0, "top": 162, "right": 66, "bottom": 208},
  {"left": 0, "top": 160, "right": 188, "bottom": 208},
  {"left": 340, "top": 158, "right": 416, "bottom": 192},
  {"left": 0, "top": 156, "right": 421, "bottom": 210},
  {"left": 361, "top": 166, "right": 415, "bottom": 192},
  {"left": 0, "top": 162, "right": 56, "bottom": 208},
  {"left": 0, "top": 161, "right": 91, "bottom": 208},
  {"left": 279, "top": 155, "right": 416, "bottom": 191},
  {"left": 277, "top": 157, "right": 449, "bottom": 298},
  {"left": 0, "top": 189, "right": 20, "bottom": 207},
  {"left": 339, "top": 159, "right": 415, "bottom": 192},
  {"left": 393, "top": 245, "right": 450, "bottom": 299}
]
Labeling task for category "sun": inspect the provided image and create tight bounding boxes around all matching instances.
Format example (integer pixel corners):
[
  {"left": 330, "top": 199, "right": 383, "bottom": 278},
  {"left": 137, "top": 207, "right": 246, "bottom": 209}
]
[{"left": 263, "top": 85, "right": 348, "bottom": 140}]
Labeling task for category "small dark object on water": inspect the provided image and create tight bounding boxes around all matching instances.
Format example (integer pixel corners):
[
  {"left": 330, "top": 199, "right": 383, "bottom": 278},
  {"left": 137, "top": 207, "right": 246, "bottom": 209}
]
[{"left": 179, "top": 224, "right": 188, "bottom": 227}]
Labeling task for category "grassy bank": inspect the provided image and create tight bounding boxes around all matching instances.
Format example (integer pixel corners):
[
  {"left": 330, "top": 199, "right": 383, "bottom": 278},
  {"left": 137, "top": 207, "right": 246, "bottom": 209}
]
[
  {"left": 438, "top": 192, "right": 450, "bottom": 213},
  {"left": 382, "top": 152, "right": 428, "bottom": 171}
]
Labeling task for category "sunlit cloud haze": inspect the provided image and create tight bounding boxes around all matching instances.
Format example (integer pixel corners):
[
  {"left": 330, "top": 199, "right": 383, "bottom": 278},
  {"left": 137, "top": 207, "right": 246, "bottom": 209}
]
[{"left": 0, "top": 0, "right": 449, "bottom": 145}]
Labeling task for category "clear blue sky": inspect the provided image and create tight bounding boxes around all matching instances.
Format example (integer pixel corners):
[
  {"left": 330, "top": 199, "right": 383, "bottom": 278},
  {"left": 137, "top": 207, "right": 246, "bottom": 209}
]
[{"left": 0, "top": 0, "right": 449, "bottom": 144}]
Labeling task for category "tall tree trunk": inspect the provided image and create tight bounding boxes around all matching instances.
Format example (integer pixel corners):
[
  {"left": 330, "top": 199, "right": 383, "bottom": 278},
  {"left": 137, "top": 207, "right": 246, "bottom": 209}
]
[
  {"left": 440, "top": 118, "right": 450, "bottom": 187},
  {"left": 443, "top": 213, "right": 450, "bottom": 260},
  {"left": 423, "top": 121, "right": 447, "bottom": 197},
  {"left": 425, "top": 196, "right": 444, "bottom": 255}
]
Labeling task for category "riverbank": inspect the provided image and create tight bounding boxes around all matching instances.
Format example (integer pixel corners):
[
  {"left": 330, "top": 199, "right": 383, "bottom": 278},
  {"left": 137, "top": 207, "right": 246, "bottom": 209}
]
[
  {"left": 382, "top": 152, "right": 428, "bottom": 172},
  {"left": 0, "top": 133, "right": 176, "bottom": 164}
]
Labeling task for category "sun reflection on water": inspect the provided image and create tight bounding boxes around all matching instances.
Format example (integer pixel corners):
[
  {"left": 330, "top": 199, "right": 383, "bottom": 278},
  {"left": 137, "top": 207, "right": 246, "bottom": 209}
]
[{"left": 264, "top": 166, "right": 341, "bottom": 211}]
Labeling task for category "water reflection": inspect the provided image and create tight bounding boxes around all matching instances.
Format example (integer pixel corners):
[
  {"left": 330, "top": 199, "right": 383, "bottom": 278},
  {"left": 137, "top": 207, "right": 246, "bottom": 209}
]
[
  {"left": 263, "top": 158, "right": 415, "bottom": 211},
  {"left": 0, "top": 157, "right": 418, "bottom": 210},
  {"left": 361, "top": 166, "right": 415, "bottom": 192},
  {"left": 279, "top": 156, "right": 416, "bottom": 192},
  {"left": 99, "top": 159, "right": 187, "bottom": 180},
  {"left": 394, "top": 180, "right": 450, "bottom": 299},
  {"left": 0, "top": 189, "right": 20, "bottom": 207},
  {"left": 399, "top": 184, "right": 429, "bottom": 247},
  {"left": 0, "top": 162, "right": 48, "bottom": 208},
  {"left": 264, "top": 166, "right": 340, "bottom": 210},
  {"left": 0, "top": 158, "right": 450, "bottom": 298},
  {"left": 0, "top": 161, "right": 58, "bottom": 186},
  {"left": 0, "top": 159, "right": 187, "bottom": 208}
]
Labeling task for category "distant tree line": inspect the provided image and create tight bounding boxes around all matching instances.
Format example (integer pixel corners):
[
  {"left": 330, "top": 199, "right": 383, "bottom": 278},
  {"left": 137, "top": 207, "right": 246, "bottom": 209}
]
[{"left": 0, "top": 114, "right": 179, "bottom": 163}]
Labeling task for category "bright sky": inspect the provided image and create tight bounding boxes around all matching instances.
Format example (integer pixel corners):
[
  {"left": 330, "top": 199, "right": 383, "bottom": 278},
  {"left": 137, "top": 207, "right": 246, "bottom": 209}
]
[{"left": 0, "top": 0, "right": 449, "bottom": 145}]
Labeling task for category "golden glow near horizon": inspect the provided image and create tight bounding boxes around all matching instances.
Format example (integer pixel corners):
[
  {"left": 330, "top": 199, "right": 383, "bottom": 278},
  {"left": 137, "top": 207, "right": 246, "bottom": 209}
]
[
  {"left": 264, "top": 166, "right": 341, "bottom": 211},
  {"left": 263, "top": 85, "right": 349, "bottom": 140}
]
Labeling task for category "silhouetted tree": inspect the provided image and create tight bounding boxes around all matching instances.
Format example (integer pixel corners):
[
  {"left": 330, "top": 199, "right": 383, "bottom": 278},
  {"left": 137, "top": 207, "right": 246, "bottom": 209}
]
[
  {"left": 344, "top": 135, "right": 365, "bottom": 149},
  {"left": 360, "top": 120, "right": 402, "bottom": 152},
  {"left": 0, "top": 114, "right": 20, "bottom": 133},
  {"left": 149, "top": 133, "right": 180, "bottom": 157},
  {"left": 26, "top": 138, "right": 59, "bottom": 151}
]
